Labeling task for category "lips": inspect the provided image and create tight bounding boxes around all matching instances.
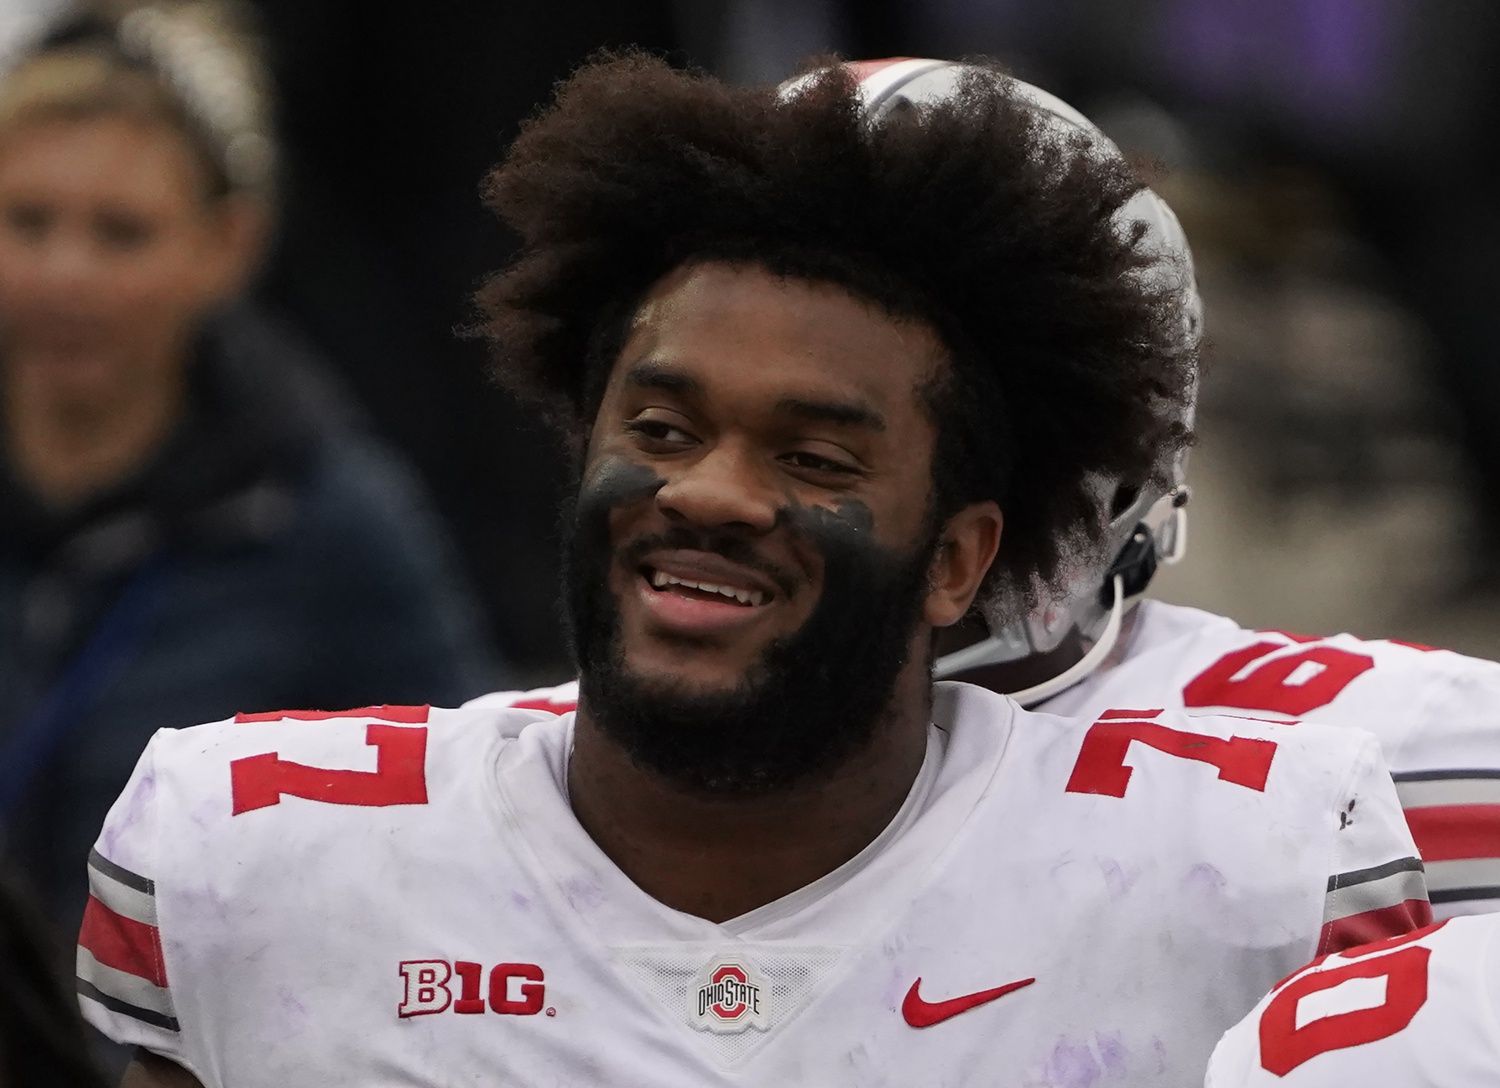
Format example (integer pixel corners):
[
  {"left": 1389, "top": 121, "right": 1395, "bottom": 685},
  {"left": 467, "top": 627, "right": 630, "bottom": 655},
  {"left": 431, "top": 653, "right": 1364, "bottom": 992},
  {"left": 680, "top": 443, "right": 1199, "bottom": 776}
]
[{"left": 632, "top": 550, "right": 783, "bottom": 636}]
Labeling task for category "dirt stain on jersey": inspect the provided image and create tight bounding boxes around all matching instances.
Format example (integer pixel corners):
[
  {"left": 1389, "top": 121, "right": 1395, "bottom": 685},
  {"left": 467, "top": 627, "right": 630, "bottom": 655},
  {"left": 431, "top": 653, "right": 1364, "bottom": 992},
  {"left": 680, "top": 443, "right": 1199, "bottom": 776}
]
[{"left": 1043, "top": 1036, "right": 1104, "bottom": 1087}]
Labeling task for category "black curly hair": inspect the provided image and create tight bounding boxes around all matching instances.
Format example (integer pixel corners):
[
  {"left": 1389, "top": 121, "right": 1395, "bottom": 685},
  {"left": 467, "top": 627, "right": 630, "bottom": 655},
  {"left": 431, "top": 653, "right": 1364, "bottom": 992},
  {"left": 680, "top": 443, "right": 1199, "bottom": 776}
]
[{"left": 476, "top": 50, "right": 1195, "bottom": 601}]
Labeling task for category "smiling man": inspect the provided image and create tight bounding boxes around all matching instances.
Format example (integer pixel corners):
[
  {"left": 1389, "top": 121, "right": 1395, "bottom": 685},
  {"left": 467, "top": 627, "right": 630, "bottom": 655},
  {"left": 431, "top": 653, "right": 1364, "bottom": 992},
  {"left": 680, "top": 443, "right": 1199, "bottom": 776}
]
[{"left": 80, "top": 54, "right": 1427, "bottom": 1087}]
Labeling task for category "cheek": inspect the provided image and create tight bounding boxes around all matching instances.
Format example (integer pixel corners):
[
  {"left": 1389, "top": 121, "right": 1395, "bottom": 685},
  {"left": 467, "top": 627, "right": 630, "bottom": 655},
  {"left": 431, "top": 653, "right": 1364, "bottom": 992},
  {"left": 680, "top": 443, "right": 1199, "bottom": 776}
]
[
  {"left": 577, "top": 454, "right": 667, "bottom": 529},
  {"left": 839, "top": 471, "right": 934, "bottom": 560},
  {"left": 0, "top": 263, "right": 28, "bottom": 315},
  {"left": 871, "top": 414, "right": 940, "bottom": 545},
  {"left": 0, "top": 241, "right": 56, "bottom": 309},
  {"left": 0, "top": 244, "right": 205, "bottom": 326},
  {"left": 114, "top": 240, "right": 213, "bottom": 314},
  {"left": 783, "top": 500, "right": 873, "bottom": 560}
]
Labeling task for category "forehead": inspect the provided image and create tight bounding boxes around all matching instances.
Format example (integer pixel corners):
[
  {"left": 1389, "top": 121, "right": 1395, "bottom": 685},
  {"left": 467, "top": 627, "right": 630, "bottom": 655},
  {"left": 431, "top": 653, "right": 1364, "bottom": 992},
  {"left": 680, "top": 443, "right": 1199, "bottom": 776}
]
[
  {"left": 606, "top": 261, "right": 947, "bottom": 417},
  {"left": 0, "top": 115, "right": 202, "bottom": 206}
]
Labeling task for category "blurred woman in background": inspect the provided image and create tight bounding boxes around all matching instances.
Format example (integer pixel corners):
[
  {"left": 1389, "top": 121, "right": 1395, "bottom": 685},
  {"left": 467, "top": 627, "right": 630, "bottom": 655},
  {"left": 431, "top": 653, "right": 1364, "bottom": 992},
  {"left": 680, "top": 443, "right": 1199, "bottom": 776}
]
[{"left": 0, "top": 1, "right": 504, "bottom": 936}]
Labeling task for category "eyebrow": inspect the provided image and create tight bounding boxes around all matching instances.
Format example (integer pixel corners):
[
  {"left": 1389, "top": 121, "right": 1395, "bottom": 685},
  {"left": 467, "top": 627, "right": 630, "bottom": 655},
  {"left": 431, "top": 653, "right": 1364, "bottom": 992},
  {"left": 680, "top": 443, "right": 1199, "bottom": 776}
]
[
  {"left": 775, "top": 396, "right": 887, "bottom": 432},
  {"left": 624, "top": 361, "right": 700, "bottom": 395},
  {"left": 624, "top": 360, "right": 886, "bottom": 432}
]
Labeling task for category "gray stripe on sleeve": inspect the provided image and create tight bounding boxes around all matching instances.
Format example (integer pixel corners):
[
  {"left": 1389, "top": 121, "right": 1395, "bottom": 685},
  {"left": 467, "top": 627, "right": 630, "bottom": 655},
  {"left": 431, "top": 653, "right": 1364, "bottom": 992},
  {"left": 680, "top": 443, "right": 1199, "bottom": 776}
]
[
  {"left": 1324, "top": 859, "right": 1428, "bottom": 923},
  {"left": 88, "top": 848, "right": 155, "bottom": 895}
]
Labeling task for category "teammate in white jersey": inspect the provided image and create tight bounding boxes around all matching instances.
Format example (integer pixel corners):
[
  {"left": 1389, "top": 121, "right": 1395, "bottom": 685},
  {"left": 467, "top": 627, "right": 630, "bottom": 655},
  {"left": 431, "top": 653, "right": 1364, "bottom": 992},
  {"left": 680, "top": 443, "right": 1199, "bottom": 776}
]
[
  {"left": 844, "top": 74, "right": 1500, "bottom": 930},
  {"left": 1205, "top": 915, "right": 1500, "bottom": 1085},
  {"left": 81, "top": 54, "right": 1426, "bottom": 1087},
  {"left": 931, "top": 355, "right": 1500, "bottom": 921},
  {"left": 1004, "top": 602, "right": 1500, "bottom": 920}
]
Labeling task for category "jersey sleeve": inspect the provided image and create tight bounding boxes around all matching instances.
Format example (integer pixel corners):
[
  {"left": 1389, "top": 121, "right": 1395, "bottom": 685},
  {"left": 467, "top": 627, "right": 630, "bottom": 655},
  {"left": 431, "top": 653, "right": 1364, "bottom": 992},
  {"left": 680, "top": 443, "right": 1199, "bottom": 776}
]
[
  {"left": 1318, "top": 732, "right": 1431, "bottom": 954},
  {"left": 1384, "top": 651, "right": 1500, "bottom": 917},
  {"left": 76, "top": 731, "right": 200, "bottom": 1076}
]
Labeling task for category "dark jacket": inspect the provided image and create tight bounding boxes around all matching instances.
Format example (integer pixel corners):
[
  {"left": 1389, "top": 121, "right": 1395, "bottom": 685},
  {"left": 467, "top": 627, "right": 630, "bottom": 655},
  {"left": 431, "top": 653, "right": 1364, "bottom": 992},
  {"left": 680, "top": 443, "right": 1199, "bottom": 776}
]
[{"left": 0, "top": 309, "right": 505, "bottom": 930}]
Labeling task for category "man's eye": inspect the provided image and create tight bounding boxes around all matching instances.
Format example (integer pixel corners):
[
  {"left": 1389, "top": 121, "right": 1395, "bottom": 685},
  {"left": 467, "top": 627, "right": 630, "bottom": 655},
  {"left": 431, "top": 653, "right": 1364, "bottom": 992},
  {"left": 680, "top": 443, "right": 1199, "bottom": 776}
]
[
  {"left": 783, "top": 451, "right": 857, "bottom": 475},
  {"left": 624, "top": 419, "right": 695, "bottom": 445},
  {"left": 94, "top": 213, "right": 155, "bottom": 251},
  {"left": 3, "top": 203, "right": 52, "bottom": 241}
]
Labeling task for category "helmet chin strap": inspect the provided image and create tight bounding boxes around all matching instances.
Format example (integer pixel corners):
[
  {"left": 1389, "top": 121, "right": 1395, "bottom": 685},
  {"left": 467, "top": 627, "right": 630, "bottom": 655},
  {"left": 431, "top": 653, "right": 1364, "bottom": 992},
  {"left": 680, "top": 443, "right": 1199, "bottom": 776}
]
[{"left": 934, "top": 574, "right": 1127, "bottom": 707}]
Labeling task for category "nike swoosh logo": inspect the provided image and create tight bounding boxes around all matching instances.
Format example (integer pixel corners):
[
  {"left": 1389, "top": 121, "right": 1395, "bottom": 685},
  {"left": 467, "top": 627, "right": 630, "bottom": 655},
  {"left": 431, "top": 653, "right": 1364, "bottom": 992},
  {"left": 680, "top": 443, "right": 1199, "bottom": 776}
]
[{"left": 902, "top": 976, "right": 1036, "bottom": 1028}]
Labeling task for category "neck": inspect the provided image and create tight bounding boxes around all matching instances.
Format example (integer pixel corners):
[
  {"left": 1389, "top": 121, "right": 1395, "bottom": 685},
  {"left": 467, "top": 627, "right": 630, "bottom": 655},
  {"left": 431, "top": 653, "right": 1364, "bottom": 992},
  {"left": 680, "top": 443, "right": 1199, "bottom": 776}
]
[
  {"left": 567, "top": 655, "right": 933, "bottom": 923},
  {"left": 940, "top": 601, "right": 1144, "bottom": 703},
  {"left": 4, "top": 365, "right": 187, "bottom": 507}
]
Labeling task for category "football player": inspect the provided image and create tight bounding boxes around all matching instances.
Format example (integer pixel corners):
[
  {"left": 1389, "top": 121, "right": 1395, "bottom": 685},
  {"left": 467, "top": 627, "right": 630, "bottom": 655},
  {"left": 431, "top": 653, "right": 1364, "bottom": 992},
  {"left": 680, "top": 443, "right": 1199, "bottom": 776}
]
[
  {"left": 894, "top": 59, "right": 1500, "bottom": 924},
  {"left": 81, "top": 54, "right": 1426, "bottom": 1086},
  {"left": 1205, "top": 915, "right": 1500, "bottom": 1085}
]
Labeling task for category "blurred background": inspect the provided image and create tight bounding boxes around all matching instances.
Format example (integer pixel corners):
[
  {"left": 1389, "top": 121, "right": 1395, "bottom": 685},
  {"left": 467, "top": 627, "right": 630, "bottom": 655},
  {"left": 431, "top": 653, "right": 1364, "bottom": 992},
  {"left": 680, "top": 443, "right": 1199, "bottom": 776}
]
[
  {"left": 0, "top": 0, "right": 1495, "bottom": 1077},
  {"left": 5, "top": 0, "right": 1492, "bottom": 684},
  {"left": 6, "top": 0, "right": 1496, "bottom": 669}
]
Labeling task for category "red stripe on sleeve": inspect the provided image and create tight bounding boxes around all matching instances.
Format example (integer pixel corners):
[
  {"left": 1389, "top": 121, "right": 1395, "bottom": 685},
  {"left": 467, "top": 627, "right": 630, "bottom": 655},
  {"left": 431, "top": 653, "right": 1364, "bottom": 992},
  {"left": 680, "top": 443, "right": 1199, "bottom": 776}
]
[
  {"left": 507, "top": 698, "right": 577, "bottom": 715},
  {"left": 1403, "top": 804, "right": 1500, "bottom": 862},
  {"left": 79, "top": 895, "right": 168, "bottom": 988},
  {"left": 1318, "top": 899, "right": 1434, "bottom": 955}
]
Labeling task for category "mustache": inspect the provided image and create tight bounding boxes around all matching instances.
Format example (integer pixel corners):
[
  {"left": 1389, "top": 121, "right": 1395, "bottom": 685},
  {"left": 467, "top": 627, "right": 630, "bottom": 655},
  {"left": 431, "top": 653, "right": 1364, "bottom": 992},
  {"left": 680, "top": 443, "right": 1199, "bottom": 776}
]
[{"left": 618, "top": 526, "right": 801, "bottom": 600}]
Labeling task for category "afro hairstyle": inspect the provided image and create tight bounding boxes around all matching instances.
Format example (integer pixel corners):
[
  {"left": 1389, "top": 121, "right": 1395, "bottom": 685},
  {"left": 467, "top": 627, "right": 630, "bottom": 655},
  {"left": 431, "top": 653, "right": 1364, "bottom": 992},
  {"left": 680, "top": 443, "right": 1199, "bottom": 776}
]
[{"left": 475, "top": 50, "right": 1196, "bottom": 605}]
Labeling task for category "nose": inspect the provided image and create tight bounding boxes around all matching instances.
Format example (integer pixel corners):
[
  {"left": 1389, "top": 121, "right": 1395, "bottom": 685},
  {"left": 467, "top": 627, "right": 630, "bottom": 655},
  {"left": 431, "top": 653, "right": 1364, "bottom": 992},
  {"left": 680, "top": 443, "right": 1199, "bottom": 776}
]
[{"left": 655, "top": 442, "right": 781, "bottom": 534}]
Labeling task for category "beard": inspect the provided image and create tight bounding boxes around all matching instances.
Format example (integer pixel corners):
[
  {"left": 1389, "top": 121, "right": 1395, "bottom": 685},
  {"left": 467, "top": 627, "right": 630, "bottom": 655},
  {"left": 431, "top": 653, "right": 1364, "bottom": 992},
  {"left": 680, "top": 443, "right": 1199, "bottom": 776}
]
[{"left": 560, "top": 474, "right": 941, "bottom": 797}]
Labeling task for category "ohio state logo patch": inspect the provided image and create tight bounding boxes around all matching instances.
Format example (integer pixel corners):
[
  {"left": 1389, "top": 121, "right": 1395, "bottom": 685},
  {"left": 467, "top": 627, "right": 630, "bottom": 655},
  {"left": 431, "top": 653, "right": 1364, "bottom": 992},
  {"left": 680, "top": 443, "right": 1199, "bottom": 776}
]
[{"left": 690, "top": 959, "right": 769, "bottom": 1034}]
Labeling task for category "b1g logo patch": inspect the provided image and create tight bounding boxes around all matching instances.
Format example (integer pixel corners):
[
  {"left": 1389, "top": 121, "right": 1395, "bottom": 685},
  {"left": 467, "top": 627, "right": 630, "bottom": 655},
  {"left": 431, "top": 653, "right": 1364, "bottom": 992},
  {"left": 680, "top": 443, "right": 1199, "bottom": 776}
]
[
  {"left": 398, "top": 959, "right": 549, "bottom": 1018},
  {"left": 690, "top": 959, "right": 769, "bottom": 1034}
]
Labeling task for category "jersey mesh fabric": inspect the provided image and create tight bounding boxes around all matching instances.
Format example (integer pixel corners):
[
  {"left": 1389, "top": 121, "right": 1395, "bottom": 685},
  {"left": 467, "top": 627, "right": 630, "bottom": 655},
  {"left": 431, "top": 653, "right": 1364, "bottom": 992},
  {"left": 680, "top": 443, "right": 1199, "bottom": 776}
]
[{"left": 614, "top": 946, "right": 847, "bottom": 1067}]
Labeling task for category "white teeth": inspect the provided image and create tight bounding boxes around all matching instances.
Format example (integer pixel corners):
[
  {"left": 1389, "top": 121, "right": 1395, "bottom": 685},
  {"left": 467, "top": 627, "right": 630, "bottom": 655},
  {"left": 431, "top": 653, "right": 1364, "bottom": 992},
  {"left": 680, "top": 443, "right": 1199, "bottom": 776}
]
[{"left": 647, "top": 570, "right": 768, "bottom": 606}]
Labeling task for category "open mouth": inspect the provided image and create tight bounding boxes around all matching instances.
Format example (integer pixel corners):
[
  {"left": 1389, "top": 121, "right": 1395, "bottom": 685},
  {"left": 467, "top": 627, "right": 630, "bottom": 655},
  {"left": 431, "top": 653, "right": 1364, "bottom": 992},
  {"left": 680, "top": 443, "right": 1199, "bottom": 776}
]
[{"left": 641, "top": 566, "right": 771, "bottom": 608}]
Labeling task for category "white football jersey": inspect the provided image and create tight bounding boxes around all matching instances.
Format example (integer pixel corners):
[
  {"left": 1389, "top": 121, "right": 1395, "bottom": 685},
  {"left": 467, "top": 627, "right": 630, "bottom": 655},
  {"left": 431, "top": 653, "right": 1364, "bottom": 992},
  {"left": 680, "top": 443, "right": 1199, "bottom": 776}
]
[
  {"left": 1039, "top": 601, "right": 1500, "bottom": 919},
  {"left": 1205, "top": 914, "right": 1500, "bottom": 1086},
  {"left": 80, "top": 686, "right": 1425, "bottom": 1087}
]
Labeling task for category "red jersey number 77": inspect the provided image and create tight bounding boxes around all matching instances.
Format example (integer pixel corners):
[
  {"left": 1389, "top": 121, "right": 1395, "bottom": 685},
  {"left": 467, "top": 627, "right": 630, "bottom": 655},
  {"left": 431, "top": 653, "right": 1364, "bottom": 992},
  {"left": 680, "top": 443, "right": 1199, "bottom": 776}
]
[{"left": 229, "top": 706, "right": 431, "bottom": 815}]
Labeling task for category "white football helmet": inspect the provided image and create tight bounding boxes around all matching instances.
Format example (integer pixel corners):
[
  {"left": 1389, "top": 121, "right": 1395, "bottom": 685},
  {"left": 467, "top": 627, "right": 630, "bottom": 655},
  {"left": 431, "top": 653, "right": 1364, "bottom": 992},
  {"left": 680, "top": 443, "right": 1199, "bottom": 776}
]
[{"left": 784, "top": 59, "right": 1202, "bottom": 703}]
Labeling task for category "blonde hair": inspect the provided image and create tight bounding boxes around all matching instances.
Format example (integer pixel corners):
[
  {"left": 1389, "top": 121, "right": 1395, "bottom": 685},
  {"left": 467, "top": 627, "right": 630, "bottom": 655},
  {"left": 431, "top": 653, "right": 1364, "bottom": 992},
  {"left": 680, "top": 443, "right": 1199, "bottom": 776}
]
[{"left": 0, "top": 1, "right": 275, "bottom": 197}]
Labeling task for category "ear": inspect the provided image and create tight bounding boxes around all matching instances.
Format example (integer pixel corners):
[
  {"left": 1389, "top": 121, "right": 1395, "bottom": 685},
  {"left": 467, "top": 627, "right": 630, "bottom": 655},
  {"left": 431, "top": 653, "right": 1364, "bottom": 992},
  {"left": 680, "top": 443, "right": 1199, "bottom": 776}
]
[
  {"left": 196, "top": 193, "right": 270, "bottom": 306},
  {"left": 923, "top": 500, "right": 1003, "bottom": 628}
]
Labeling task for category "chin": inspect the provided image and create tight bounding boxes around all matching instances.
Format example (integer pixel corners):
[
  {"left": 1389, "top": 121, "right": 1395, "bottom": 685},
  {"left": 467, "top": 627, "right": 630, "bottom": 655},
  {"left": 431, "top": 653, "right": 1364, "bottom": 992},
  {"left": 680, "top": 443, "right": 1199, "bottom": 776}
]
[
  {"left": 618, "top": 652, "right": 751, "bottom": 699},
  {"left": 14, "top": 349, "right": 126, "bottom": 397}
]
